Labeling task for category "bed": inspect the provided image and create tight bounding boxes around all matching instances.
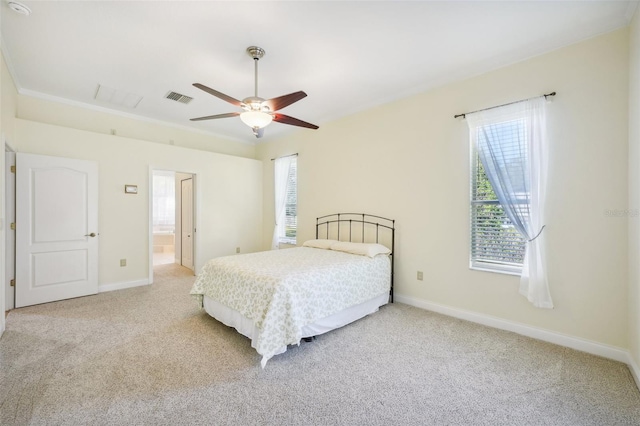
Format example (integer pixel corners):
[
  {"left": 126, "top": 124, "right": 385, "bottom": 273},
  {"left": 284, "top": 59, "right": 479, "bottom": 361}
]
[{"left": 190, "top": 213, "right": 395, "bottom": 367}]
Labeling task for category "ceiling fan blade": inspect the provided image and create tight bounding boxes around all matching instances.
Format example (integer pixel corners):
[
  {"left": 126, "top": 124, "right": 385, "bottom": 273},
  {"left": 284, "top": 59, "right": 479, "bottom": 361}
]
[
  {"left": 263, "top": 91, "right": 307, "bottom": 112},
  {"left": 273, "top": 113, "right": 319, "bottom": 129},
  {"left": 190, "top": 112, "right": 240, "bottom": 121},
  {"left": 193, "top": 83, "right": 242, "bottom": 107}
]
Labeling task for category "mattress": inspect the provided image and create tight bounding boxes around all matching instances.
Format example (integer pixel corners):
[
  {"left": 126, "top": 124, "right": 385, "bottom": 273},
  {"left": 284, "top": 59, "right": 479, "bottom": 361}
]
[{"left": 191, "top": 246, "right": 391, "bottom": 366}]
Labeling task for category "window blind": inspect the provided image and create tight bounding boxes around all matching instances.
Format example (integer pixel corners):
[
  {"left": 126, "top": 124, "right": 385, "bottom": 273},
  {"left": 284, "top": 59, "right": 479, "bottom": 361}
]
[
  {"left": 470, "top": 121, "right": 527, "bottom": 270},
  {"left": 281, "top": 157, "right": 297, "bottom": 244}
]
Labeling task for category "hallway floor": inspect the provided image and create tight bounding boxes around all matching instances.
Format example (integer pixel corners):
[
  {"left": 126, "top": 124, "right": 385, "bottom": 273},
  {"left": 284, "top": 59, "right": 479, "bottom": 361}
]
[{"left": 153, "top": 251, "right": 175, "bottom": 265}]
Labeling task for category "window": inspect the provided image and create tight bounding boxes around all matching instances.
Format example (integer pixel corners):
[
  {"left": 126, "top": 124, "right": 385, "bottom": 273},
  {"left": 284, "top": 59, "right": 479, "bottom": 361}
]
[
  {"left": 152, "top": 172, "right": 175, "bottom": 234},
  {"left": 467, "top": 96, "right": 551, "bottom": 306},
  {"left": 280, "top": 157, "right": 297, "bottom": 244},
  {"left": 470, "top": 119, "right": 527, "bottom": 274}
]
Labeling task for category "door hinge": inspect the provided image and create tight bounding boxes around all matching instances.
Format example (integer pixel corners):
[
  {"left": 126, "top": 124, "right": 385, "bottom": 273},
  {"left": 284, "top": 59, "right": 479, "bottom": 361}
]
[
  {"left": 10, "top": 279, "right": 15, "bottom": 287},
  {"left": 10, "top": 165, "right": 15, "bottom": 173},
  {"left": 10, "top": 222, "right": 15, "bottom": 230}
]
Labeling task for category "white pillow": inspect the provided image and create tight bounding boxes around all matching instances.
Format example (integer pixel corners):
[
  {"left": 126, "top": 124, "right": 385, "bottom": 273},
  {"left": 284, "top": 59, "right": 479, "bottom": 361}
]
[
  {"left": 330, "top": 241, "right": 391, "bottom": 258},
  {"left": 302, "top": 239, "right": 339, "bottom": 250}
]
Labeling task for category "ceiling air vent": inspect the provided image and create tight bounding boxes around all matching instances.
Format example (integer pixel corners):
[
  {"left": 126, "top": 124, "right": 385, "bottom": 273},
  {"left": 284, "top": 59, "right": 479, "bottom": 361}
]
[{"left": 165, "top": 91, "right": 193, "bottom": 104}]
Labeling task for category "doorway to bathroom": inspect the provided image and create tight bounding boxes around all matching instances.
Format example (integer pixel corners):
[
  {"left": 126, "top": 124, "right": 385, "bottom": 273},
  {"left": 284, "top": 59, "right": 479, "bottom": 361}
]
[{"left": 151, "top": 170, "right": 196, "bottom": 272}]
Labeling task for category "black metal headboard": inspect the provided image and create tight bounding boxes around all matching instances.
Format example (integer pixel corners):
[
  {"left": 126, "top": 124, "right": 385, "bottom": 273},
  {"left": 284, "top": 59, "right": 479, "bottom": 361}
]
[{"left": 316, "top": 213, "right": 395, "bottom": 303}]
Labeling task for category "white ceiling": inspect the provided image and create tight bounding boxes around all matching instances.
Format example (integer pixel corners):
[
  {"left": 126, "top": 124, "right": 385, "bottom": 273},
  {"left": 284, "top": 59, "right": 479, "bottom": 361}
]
[{"left": 1, "top": 0, "right": 636, "bottom": 144}]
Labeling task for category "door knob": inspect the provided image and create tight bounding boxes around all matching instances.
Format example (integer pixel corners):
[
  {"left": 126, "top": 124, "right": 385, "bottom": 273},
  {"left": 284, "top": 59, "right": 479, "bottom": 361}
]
[{"left": 85, "top": 232, "right": 98, "bottom": 237}]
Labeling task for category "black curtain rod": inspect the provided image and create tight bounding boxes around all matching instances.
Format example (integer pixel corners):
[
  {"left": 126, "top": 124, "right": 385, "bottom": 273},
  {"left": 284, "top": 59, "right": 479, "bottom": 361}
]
[
  {"left": 271, "top": 153, "right": 298, "bottom": 161},
  {"left": 454, "top": 92, "right": 556, "bottom": 119}
]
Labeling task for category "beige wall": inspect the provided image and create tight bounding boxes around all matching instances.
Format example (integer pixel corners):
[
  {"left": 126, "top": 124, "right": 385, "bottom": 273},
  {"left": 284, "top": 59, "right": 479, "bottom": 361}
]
[
  {"left": 629, "top": 11, "right": 640, "bottom": 370},
  {"left": 17, "top": 95, "right": 256, "bottom": 159},
  {"left": 14, "top": 119, "right": 262, "bottom": 287},
  {"left": 257, "top": 29, "right": 630, "bottom": 349}
]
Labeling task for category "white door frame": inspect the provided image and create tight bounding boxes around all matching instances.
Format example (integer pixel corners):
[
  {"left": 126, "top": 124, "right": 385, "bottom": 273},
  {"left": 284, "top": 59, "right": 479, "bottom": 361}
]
[
  {"left": 148, "top": 167, "right": 196, "bottom": 284},
  {"left": 1, "top": 139, "right": 12, "bottom": 335},
  {"left": 5, "top": 149, "right": 15, "bottom": 311}
]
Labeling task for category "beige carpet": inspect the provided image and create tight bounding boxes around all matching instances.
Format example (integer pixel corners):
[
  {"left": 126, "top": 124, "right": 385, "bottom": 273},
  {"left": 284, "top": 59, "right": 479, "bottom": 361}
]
[{"left": 1, "top": 263, "right": 639, "bottom": 425}]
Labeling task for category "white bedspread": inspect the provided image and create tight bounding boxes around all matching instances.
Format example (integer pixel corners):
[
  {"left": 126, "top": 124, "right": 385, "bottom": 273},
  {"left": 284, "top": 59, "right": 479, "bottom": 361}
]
[{"left": 190, "top": 247, "right": 391, "bottom": 366}]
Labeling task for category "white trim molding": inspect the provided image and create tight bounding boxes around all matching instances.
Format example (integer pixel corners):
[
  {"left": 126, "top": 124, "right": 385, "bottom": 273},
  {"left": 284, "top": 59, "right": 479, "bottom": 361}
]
[
  {"left": 627, "top": 354, "right": 640, "bottom": 391},
  {"left": 98, "top": 278, "right": 150, "bottom": 293},
  {"left": 18, "top": 89, "right": 253, "bottom": 145},
  {"left": 1, "top": 36, "right": 22, "bottom": 91},
  {"left": 395, "top": 294, "right": 631, "bottom": 364}
]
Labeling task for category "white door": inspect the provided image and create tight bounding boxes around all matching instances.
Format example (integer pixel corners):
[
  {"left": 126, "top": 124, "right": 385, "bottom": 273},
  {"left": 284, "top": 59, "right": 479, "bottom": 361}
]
[
  {"left": 16, "top": 153, "right": 99, "bottom": 308},
  {"left": 181, "top": 178, "right": 193, "bottom": 270}
]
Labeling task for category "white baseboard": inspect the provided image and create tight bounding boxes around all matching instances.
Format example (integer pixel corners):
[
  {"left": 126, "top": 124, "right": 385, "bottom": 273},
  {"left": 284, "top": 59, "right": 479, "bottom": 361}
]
[
  {"left": 395, "top": 293, "right": 630, "bottom": 364},
  {"left": 627, "top": 354, "right": 640, "bottom": 391},
  {"left": 99, "top": 278, "right": 149, "bottom": 293}
]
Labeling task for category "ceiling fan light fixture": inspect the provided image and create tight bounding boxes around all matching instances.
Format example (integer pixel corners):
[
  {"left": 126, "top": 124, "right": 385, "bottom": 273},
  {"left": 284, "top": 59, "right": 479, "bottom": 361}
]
[
  {"left": 191, "top": 45, "right": 318, "bottom": 137},
  {"left": 240, "top": 110, "right": 273, "bottom": 129}
]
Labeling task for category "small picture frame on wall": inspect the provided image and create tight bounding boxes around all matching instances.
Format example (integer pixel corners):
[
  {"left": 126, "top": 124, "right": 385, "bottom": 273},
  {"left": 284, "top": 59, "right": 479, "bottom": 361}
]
[{"left": 124, "top": 184, "right": 138, "bottom": 194}]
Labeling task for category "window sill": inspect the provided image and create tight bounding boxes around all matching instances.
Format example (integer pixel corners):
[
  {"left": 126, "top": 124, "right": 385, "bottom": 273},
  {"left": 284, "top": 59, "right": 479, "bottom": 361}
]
[{"left": 470, "top": 262, "right": 522, "bottom": 276}]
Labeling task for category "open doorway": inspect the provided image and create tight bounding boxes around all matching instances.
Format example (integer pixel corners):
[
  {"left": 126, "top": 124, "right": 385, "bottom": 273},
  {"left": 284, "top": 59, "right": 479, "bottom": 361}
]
[
  {"left": 152, "top": 171, "right": 176, "bottom": 266},
  {"left": 150, "top": 169, "right": 196, "bottom": 280}
]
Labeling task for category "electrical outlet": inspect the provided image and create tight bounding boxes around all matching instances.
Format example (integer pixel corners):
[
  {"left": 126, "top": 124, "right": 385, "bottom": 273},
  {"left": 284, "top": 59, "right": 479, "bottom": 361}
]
[
  {"left": 120, "top": 259, "right": 126, "bottom": 267},
  {"left": 417, "top": 271, "right": 423, "bottom": 281},
  {"left": 236, "top": 247, "right": 241, "bottom": 254}
]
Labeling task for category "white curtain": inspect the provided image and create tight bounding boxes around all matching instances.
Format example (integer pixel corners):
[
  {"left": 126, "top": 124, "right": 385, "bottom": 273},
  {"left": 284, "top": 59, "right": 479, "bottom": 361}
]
[
  {"left": 272, "top": 156, "right": 295, "bottom": 250},
  {"left": 467, "top": 97, "right": 553, "bottom": 308}
]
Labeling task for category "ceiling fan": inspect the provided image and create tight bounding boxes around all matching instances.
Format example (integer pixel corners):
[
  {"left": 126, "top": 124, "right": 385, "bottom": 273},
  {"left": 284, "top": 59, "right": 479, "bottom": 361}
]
[{"left": 191, "top": 46, "right": 319, "bottom": 138}]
